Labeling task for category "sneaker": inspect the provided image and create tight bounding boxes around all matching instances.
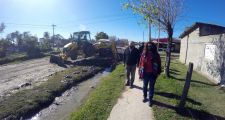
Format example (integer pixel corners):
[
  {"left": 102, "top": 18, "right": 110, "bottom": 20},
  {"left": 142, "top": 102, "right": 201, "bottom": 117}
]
[
  {"left": 130, "top": 85, "right": 134, "bottom": 89},
  {"left": 149, "top": 100, "right": 153, "bottom": 107},
  {"left": 143, "top": 98, "right": 148, "bottom": 103},
  {"left": 125, "top": 83, "right": 129, "bottom": 86}
]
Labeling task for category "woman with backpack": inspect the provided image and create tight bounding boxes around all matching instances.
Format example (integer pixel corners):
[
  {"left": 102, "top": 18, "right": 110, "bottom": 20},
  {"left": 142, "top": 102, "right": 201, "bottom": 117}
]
[{"left": 139, "top": 42, "right": 161, "bottom": 107}]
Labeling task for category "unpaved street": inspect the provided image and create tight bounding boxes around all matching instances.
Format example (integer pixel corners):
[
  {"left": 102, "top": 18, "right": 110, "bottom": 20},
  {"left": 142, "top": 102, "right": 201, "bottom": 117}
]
[{"left": 0, "top": 57, "right": 65, "bottom": 97}]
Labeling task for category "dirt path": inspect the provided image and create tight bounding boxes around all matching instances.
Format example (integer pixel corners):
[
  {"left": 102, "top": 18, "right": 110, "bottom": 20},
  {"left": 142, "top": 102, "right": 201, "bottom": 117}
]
[
  {"left": 0, "top": 57, "right": 65, "bottom": 97},
  {"left": 108, "top": 70, "right": 154, "bottom": 120}
]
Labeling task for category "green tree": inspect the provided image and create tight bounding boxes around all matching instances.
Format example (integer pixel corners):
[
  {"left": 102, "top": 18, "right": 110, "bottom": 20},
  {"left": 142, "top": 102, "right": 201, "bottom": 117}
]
[
  {"left": 95, "top": 32, "right": 109, "bottom": 40},
  {"left": 43, "top": 32, "right": 50, "bottom": 39},
  {"left": 39, "top": 32, "right": 52, "bottom": 52},
  {"left": 23, "top": 35, "right": 41, "bottom": 57},
  {"left": 125, "top": 0, "right": 184, "bottom": 77},
  {"left": 9, "top": 31, "right": 23, "bottom": 47},
  {"left": 0, "top": 39, "right": 12, "bottom": 57}
]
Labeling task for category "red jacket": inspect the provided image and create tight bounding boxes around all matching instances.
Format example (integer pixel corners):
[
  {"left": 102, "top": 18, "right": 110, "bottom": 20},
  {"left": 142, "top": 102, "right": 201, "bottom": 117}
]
[{"left": 139, "top": 52, "right": 161, "bottom": 75}]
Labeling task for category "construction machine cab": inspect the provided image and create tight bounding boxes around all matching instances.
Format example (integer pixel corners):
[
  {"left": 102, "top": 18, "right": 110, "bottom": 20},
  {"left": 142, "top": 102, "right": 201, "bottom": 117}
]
[{"left": 73, "top": 31, "right": 91, "bottom": 42}]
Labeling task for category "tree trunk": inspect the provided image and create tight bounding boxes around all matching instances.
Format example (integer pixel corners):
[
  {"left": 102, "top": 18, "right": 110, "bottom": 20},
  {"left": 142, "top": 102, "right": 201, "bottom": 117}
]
[{"left": 164, "top": 25, "right": 173, "bottom": 78}]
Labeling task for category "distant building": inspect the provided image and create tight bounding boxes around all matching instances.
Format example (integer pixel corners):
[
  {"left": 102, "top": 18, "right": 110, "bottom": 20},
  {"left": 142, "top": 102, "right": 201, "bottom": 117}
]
[
  {"left": 151, "top": 38, "right": 181, "bottom": 52},
  {"left": 179, "top": 22, "right": 225, "bottom": 84},
  {"left": 116, "top": 39, "right": 129, "bottom": 47},
  {"left": 39, "top": 38, "right": 45, "bottom": 43}
]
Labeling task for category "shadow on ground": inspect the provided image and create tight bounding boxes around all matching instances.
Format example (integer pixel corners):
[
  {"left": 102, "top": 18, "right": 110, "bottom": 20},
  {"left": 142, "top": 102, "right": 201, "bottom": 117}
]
[
  {"left": 133, "top": 84, "right": 143, "bottom": 90},
  {"left": 153, "top": 100, "right": 225, "bottom": 120},
  {"left": 155, "top": 92, "right": 201, "bottom": 106},
  {"left": 170, "top": 75, "right": 218, "bottom": 87}
]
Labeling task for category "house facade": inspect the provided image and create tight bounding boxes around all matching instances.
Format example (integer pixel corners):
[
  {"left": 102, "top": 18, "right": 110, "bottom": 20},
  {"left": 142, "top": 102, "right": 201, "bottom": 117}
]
[
  {"left": 179, "top": 22, "right": 225, "bottom": 84},
  {"left": 152, "top": 38, "right": 181, "bottom": 52}
]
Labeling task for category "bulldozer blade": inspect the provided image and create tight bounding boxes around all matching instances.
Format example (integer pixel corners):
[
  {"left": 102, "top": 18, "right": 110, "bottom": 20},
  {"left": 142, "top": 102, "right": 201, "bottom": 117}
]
[{"left": 50, "top": 55, "right": 64, "bottom": 66}]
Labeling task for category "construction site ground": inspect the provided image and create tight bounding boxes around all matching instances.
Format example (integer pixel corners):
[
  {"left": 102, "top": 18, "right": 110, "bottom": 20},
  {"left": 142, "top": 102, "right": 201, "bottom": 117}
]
[{"left": 0, "top": 57, "right": 65, "bottom": 98}]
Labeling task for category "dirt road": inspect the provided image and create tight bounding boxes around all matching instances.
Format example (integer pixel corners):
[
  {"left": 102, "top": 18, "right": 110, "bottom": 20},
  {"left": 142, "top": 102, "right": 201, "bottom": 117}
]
[{"left": 0, "top": 57, "right": 65, "bottom": 97}]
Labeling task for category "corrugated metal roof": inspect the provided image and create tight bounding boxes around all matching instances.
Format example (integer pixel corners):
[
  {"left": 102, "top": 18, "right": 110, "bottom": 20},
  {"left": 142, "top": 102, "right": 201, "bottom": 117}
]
[{"left": 179, "top": 22, "right": 225, "bottom": 38}]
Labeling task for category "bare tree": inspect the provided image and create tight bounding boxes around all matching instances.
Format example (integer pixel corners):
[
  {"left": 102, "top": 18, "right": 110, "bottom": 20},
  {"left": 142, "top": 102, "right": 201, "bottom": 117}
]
[
  {"left": 125, "top": 0, "right": 184, "bottom": 77},
  {"left": 0, "top": 23, "right": 5, "bottom": 33}
]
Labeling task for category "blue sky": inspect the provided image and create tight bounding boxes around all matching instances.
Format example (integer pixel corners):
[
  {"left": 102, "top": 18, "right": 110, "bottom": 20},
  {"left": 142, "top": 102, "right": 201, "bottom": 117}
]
[{"left": 0, "top": 0, "right": 225, "bottom": 41}]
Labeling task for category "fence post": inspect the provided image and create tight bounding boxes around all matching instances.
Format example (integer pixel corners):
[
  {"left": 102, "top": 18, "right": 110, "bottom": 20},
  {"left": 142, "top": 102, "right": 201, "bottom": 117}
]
[{"left": 179, "top": 62, "right": 194, "bottom": 109}]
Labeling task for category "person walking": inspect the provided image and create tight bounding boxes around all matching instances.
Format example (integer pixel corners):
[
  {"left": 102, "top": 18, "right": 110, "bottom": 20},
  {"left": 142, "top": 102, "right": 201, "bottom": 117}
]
[
  {"left": 139, "top": 42, "right": 161, "bottom": 107},
  {"left": 138, "top": 42, "right": 144, "bottom": 65},
  {"left": 123, "top": 41, "right": 139, "bottom": 88}
]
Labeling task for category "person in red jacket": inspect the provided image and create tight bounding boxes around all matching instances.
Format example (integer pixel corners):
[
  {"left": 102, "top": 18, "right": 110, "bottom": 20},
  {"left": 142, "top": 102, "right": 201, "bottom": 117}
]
[{"left": 139, "top": 42, "right": 161, "bottom": 107}]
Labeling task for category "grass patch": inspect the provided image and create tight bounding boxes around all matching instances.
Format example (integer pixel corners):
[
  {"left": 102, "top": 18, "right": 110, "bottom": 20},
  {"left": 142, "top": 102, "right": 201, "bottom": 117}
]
[
  {"left": 153, "top": 55, "right": 225, "bottom": 120},
  {"left": 70, "top": 64, "right": 125, "bottom": 120},
  {"left": 0, "top": 66, "right": 103, "bottom": 119}
]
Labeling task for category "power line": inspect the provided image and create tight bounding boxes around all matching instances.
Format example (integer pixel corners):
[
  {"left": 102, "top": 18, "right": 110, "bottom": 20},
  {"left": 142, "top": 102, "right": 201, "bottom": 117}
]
[
  {"left": 4, "top": 22, "right": 50, "bottom": 27},
  {"left": 58, "top": 14, "right": 136, "bottom": 25},
  {"left": 57, "top": 16, "right": 137, "bottom": 29},
  {"left": 2, "top": 15, "right": 138, "bottom": 30},
  {"left": 59, "top": 16, "right": 137, "bottom": 27}
]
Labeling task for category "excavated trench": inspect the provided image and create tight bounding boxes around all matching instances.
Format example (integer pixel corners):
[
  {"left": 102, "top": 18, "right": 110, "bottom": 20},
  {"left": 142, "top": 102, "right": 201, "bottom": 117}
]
[
  {"left": 0, "top": 56, "right": 114, "bottom": 120},
  {"left": 27, "top": 69, "right": 110, "bottom": 120}
]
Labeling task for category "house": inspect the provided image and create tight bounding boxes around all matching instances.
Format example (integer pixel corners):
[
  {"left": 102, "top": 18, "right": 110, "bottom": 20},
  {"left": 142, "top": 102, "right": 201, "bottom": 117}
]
[
  {"left": 115, "top": 39, "right": 129, "bottom": 47},
  {"left": 39, "top": 38, "right": 45, "bottom": 43},
  {"left": 179, "top": 22, "right": 225, "bottom": 84},
  {"left": 151, "top": 38, "right": 181, "bottom": 52}
]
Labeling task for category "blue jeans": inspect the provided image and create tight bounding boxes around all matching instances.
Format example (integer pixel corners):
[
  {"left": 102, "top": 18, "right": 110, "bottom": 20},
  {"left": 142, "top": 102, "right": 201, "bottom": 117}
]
[{"left": 143, "top": 73, "right": 157, "bottom": 102}]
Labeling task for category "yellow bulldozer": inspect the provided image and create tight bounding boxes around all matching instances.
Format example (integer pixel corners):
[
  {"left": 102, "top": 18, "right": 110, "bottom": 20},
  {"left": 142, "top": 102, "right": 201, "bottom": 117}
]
[{"left": 50, "top": 31, "right": 118, "bottom": 65}]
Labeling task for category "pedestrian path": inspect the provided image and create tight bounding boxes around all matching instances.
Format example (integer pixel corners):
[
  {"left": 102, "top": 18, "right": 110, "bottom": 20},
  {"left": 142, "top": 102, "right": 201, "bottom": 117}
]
[{"left": 108, "top": 70, "right": 154, "bottom": 120}]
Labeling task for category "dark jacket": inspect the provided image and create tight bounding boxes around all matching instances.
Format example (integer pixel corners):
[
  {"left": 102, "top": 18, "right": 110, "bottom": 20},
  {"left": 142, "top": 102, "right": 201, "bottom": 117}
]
[{"left": 123, "top": 46, "right": 139, "bottom": 66}]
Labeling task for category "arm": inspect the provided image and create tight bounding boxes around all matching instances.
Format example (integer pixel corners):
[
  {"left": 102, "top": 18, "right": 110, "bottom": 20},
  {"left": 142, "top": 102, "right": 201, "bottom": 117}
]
[
  {"left": 136, "top": 49, "right": 140, "bottom": 67},
  {"left": 157, "top": 54, "right": 162, "bottom": 74},
  {"left": 123, "top": 49, "right": 126, "bottom": 65}
]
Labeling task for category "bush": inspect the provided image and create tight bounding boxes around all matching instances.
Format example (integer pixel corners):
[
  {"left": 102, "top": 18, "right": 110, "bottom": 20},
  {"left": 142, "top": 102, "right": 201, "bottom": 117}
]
[
  {"left": 38, "top": 43, "right": 52, "bottom": 52},
  {"left": 27, "top": 47, "right": 43, "bottom": 58},
  {"left": 0, "top": 49, "right": 6, "bottom": 58}
]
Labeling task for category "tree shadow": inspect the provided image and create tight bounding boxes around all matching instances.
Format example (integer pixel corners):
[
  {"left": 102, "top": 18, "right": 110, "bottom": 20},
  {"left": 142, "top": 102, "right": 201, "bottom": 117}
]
[
  {"left": 170, "top": 76, "right": 217, "bottom": 86},
  {"left": 153, "top": 100, "right": 225, "bottom": 120},
  {"left": 170, "top": 71, "right": 180, "bottom": 75},
  {"left": 191, "top": 80, "right": 218, "bottom": 86},
  {"left": 170, "top": 69, "right": 180, "bottom": 73},
  {"left": 155, "top": 92, "right": 201, "bottom": 106}
]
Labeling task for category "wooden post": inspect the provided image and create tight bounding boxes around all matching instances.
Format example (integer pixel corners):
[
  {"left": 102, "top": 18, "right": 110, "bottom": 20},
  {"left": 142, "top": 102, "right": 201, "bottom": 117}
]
[{"left": 179, "top": 62, "right": 194, "bottom": 108}]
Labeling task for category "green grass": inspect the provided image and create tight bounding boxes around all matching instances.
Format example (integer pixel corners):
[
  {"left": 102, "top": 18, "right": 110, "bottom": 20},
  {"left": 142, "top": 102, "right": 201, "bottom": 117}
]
[
  {"left": 152, "top": 55, "right": 225, "bottom": 120},
  {"left": 70, "top": 64, "right": 125, "bottom": 120},
  {"left": 0, "top": 66, "right": 102, "bottom": 119}
]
